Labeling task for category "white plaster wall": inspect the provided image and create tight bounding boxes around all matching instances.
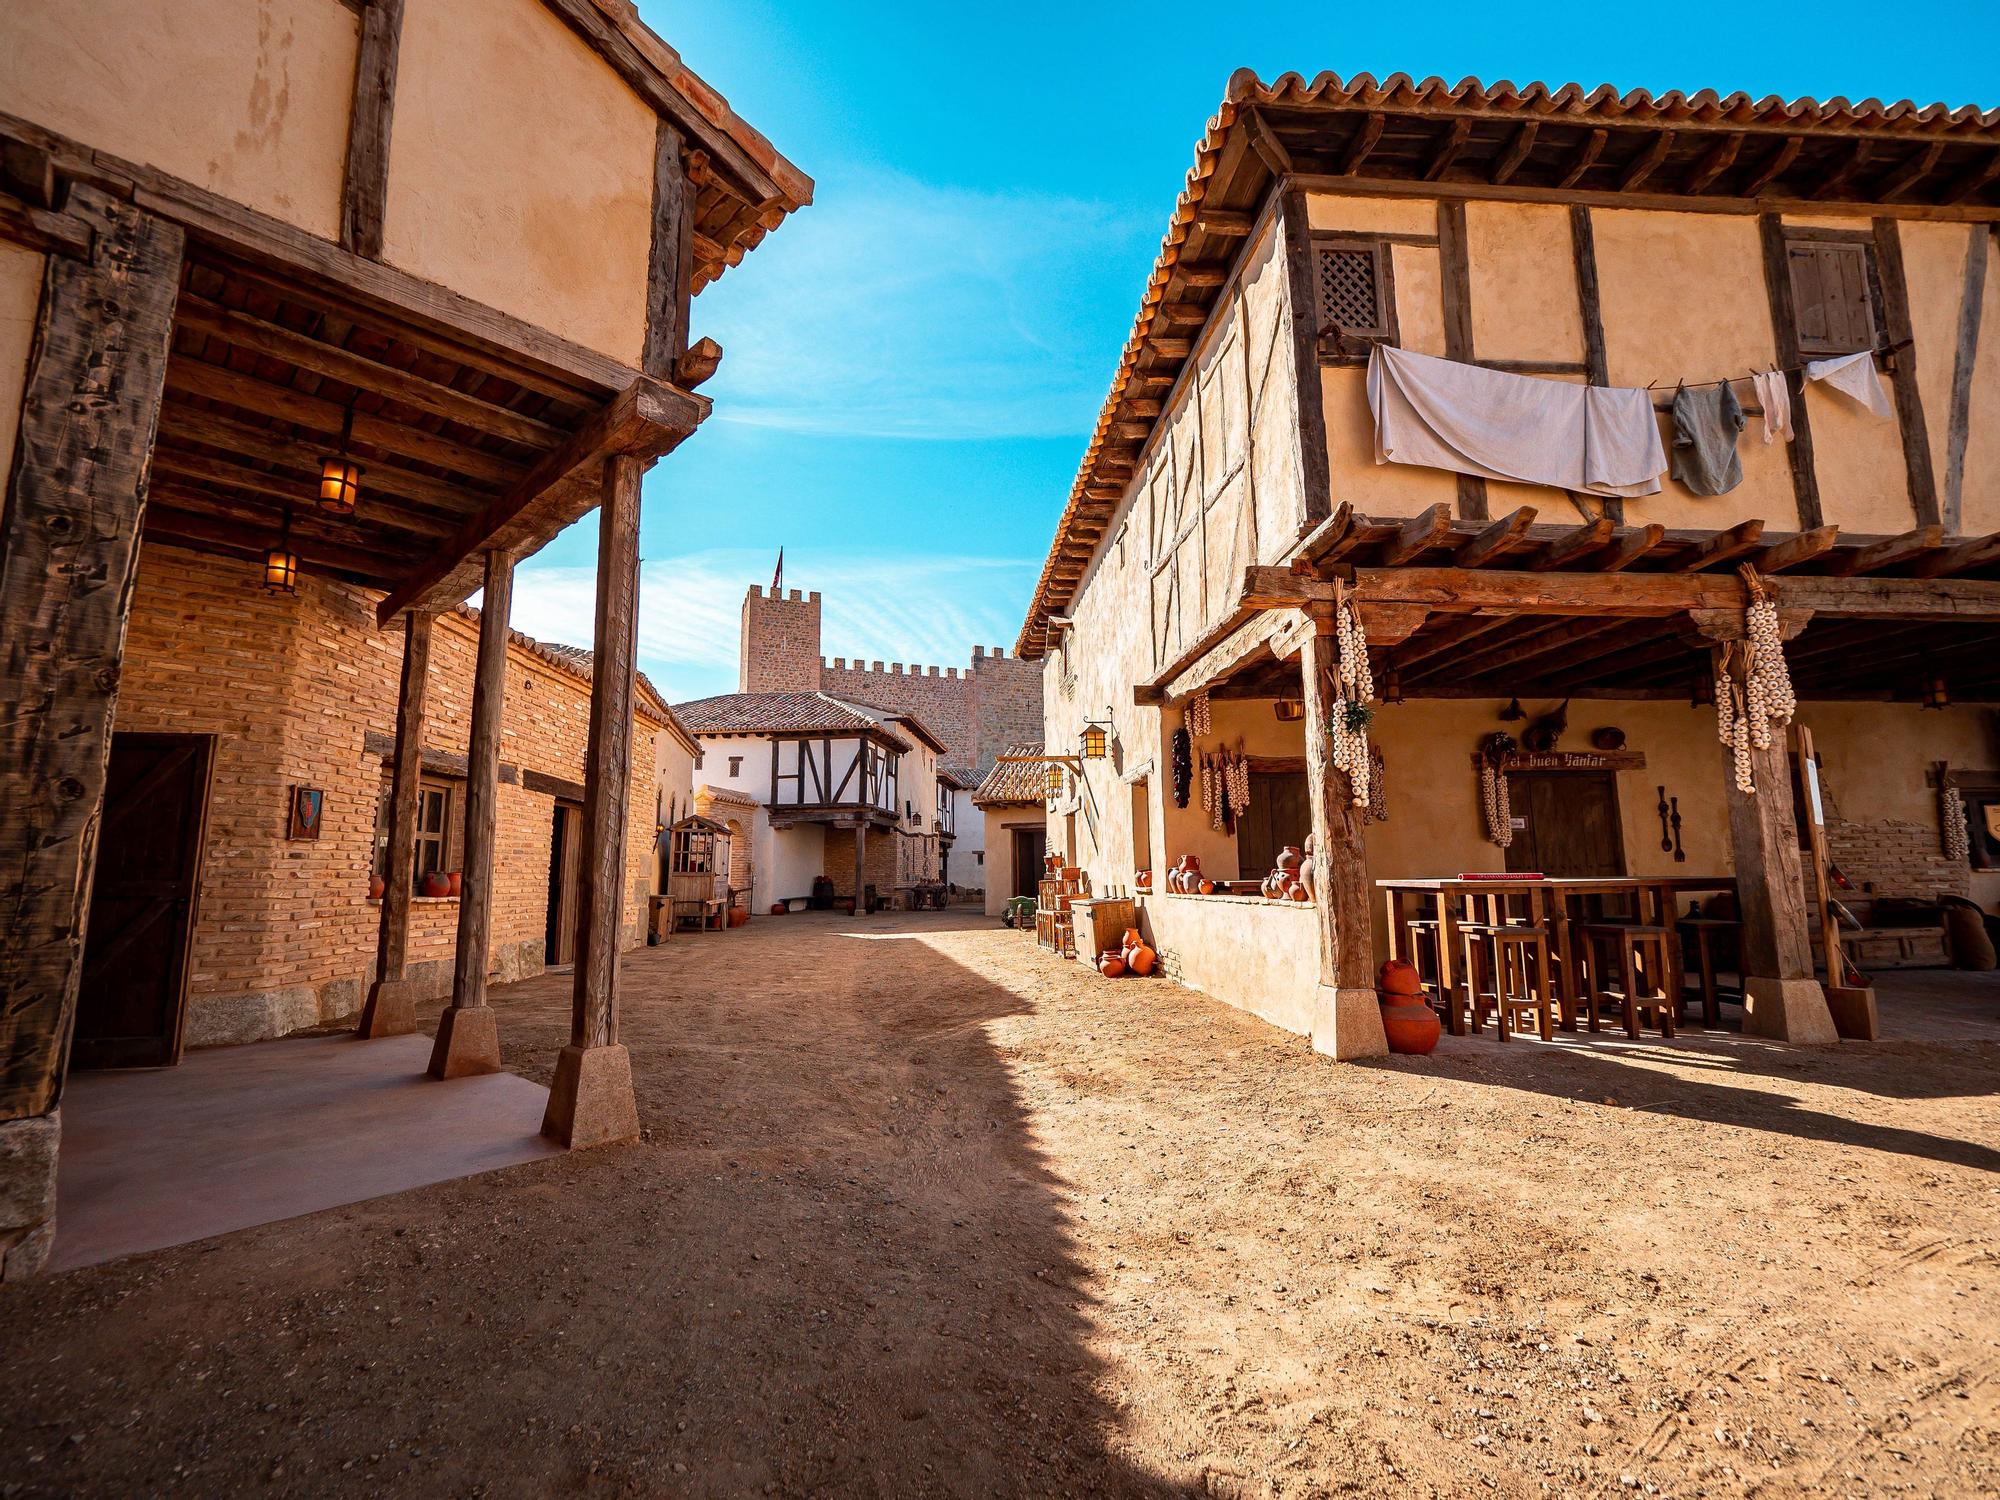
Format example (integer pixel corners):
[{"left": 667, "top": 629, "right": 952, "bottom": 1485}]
[
  {"left": 947, "top": 788, "right": 984, "bottom": 890},
  {"left": 763, "top": 823, "right": 826, "bottom": 910},
  {"left": 1137, "top": 891, "right": 1319, "bottom": 1039}
]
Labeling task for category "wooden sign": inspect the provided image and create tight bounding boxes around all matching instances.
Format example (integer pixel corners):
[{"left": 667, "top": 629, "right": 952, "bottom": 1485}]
[
  {"left": 287, "top": 785, "right": 324, "bottom": 841},
  {"left": 1470, "top": 750, "right": 1647, "bottom": 773}
]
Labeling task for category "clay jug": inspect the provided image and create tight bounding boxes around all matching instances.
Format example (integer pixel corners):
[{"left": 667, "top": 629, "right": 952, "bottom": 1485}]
[
  {"left": 1121, "top": 928, "right": 1144, "bottom": 953},
  {"left": 368, "top": 873, "right": 386, "bottom": 901},
  {"left": 1098, "top": 952, "right": 1127, "bottom": 978},
  {"left": 446, "top": 870, "right": 463, "bottom": 897},
  {"left": 1377, "top": 958, "right": 1425, "bottom": 996},
  {"left": 1126, "top": 942, "right": 1157, "bottom": 976},
  {"left": 1287, "top": 881, "right": 1310, "bottom": 902},
  {"left": 420, "top": 869, "right": 451, "bottom": 899},
  {"left": 1380, "top": 999, "right": 1441, "bottom": 1055},
  {"left": 1276, "top": 845, "right": 1304, "bottom": 877}
]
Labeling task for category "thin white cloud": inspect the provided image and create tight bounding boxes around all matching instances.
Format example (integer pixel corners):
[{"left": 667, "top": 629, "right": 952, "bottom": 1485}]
[
  {"left": 689, "top": 165, "right": 1152, "bottom": 441},
  {"left": 508, "top": 547, "right": 1039, "bottom": 704}
]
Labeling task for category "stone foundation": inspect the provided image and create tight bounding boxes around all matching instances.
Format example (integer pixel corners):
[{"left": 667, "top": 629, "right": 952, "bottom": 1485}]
[{"left": 0, "top": 1110, "right": 59, "bottom": 1281}]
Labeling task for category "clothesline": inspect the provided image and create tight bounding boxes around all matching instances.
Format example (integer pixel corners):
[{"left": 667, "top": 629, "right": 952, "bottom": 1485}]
[{"left": 1643, "top": 337, "right": 1911, "bottom": 392}]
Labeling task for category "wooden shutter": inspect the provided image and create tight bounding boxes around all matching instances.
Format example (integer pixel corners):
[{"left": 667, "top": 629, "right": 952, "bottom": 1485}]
[{"left": 1788, "top": 240, "right": 1876, "bottom": 356}]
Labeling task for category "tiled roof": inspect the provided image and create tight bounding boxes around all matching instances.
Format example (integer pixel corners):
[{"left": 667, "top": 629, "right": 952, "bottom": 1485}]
[
  {"left": 452, "top": 604, "right": 687, "bottom": 744},
  {"left": 1015, "top": 69, "right": 2000, "bottom": 659},
  {"left": 971, "top": 745, "right": 1048, "bottom": 807},
  {"left": 671, "top": 691, "right": 950, "bottom": 753}
]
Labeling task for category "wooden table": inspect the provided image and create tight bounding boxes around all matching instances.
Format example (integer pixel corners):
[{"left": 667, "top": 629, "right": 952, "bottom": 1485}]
[{"left": 1379, "top": 876, "right": 1737, "bottom": 1034}]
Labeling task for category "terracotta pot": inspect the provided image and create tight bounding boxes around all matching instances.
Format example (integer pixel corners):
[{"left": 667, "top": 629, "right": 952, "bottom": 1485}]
[
  {"left": 1198, "top": 879, "right": 1216, "bottom": 895},
  {"left": 1378, "top": 958, "right": 1425, "bottom": 996},
  {"left": 729, "top": 907, "right": 750, "bottom": 928},
  {"left": 1098, "top": 952, "right": 1127, "bottom": 978},
  {"left": 1287, "top": 882, "right": 1310, "bottom": 902},
  {"left": 1276, "top": 845, "right": 1305, "bottom": 876},
  {"left": 1380, "top": 999, "right": 1442, "bottom": 1055},
  {"left": 1135, "top": 869, "right": 1152, "bottom": 892},
  {"left": 1121, "top": 928, "right": 1144, "bottom": 952},
  {"left": 771, "top": 902, "right": 787, "bottom": 916},
  {"left": 1126, "top": 942, "right": 1157, "bottom": 976},
  {"left": 368, "top": 873, "right": 386, "bottom": 901},
  {"left": 419, "top": 870, "right": 451, "bottom": 899},
  {"left": 446, "top": 870, "right": 463, "bottom": 897}
]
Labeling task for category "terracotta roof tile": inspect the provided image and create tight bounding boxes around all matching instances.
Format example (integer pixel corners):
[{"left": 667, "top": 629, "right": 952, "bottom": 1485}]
[
  {"left": 670, "top": 691, "right": 949, "bottom": 754},
  {"left": 971, "top": 745, "right": 1048, "bottom": 807}
]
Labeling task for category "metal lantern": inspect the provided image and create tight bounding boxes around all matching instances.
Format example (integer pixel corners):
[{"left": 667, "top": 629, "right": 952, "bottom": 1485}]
[
  {"left": 317, "top": 406, "right": 362, "bottom": 516},
  {"left": 1044, "top": 762, "right": 1066, "bottom": 796},
  {"left": 1924, "top": 674, "right": 1950, "bottom": 711},
  {"left": 263, "top": 509, "right": 299, "bottom": 594},
  {"left": 1079, "top": 722, "right": 1109, "bottom": 760},
  {"left": 1273, "top": 697, "right": 1304, "bottom": 722}
]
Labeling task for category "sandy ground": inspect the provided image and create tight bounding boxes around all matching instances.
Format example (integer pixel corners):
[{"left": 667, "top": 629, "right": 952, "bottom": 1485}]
[{"left": 3, "top": 910, "right": 1997, "bottom": 1498}]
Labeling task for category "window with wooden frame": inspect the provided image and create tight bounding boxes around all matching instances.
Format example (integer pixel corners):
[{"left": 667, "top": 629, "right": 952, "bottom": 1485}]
[
  {"left": 1785, "top": 237, "right": 1879, "bottom": 357},
  {"left": 1311, "top": 236, "right": 1397, "bottom": 354},
  {"left": 373, "top": 774, "right": 462, "bottom": 889}
]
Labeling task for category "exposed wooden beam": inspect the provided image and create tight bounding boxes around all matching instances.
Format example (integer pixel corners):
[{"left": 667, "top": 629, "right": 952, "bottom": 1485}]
[
  {"left": 1242, "top": 109, "right": 1294, "bottom": 177},
  {"left": 1338, "top": 113, "right": 1385, "bottom": 176},
  {"left": 173, "top": 295, "right": 562, "bottom": 449},
  {"left": 1813, "top": 140, "right": 1877, "bottom": 202},
  {"left": 1619, "top": 131, "right": 1676, "bottom": 191},
  {"left": 1941, "top": 153, "right": 2000, "bottom": 206},
  {"left": 1175, "top": 266, "right": 1229, "bottom": 289},
  {"left": 1378, "top": 503, "right": 1454, "bottom": 566},
  {"left": 1558, "top": 129, "right": 1609, "bottom": 189},
  {"left": 1490, "top": 122, "right": 1539, "bottom": 185},
  {"left": 1942, "top": 226, "right": 1989, "bottom": 533},
  {"left": 1910, "top": 531, "right": 2000, "bottom": 579},
  {"left": 377, "top": 376, "right": 707, "bottom": 623},
  {"left": 0, "top": 191, "right": 92, "bottom": 260},
  {"left": 1452, "top": 505, "right": 1538, "bottom": 568},
  {"left": 1822, "top": 524, "right": 1945, "bottom": 577},
  {"left": 339, "top": 0, "right": 405, "bottom": 259},
  {"left": 1879, "top": 142, "right": 1945, "bottom": 203},
  {"left": 1281, "top": 189, "right": 1333, "bottom": 529},
  {"left": 644, "top": 122, "right": 695, "bottom": 377},
  {"left": 144, "top": 499, "right": 402, "bottom": 582},
  {"left": 1685, "top": 135, "right": 1742, "bottom": 196},
  {"left": 1194, "top": 210, "right": 1254, "bottom": 237},
  {"left": 148, "top": 449, "right": 455, "bottom": 539},
  {"left": 1422, "top": 119, "right": 1472, "bottom": 183},
  {"left": 1747, "top": 525, "right": 1839, "bottom": 573},
  {"left": 1677, "top": 518, "right": 1765, "bottom": 571},
  {"left": 1742, "top": 136, "right": 1804, "bottom": 197},
  {"left": 1527, "top": 517, "right": 1613, "bottom": 570},
  {"left": 1758, "top": 215, "right": 1822, "bottom": 529},
  {"left": 1435, "top": 200, "right": 1486, "bottom": 521},
  {"left": 1872, "top": 218, "right": 1942, "bottom": 527},
  {"left": 1599, "top": 523, "right": 1668, "bottom": 572}
]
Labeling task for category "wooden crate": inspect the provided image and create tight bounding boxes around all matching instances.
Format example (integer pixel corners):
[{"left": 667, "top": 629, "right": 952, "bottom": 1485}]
[{"left": 1073, "top": 897, "right": 1136, "bottom": 962}]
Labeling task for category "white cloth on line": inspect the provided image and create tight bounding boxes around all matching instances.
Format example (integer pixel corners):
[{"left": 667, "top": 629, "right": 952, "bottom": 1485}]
[
  {"left": 1803, "top": 350, "right": 1892, "bottom": 419},
  {"left": 1365, "top": 344, "right": 1666, "bottom": 498},
  {"left": 1749, "top": 368, "right": 1793, "bottom": 445}
]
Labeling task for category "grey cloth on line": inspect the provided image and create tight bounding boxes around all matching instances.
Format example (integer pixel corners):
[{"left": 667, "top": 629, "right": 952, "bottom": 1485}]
[
  {"left": 1366, "top": 344, "right": 1667, "bottom": 498},
  {"left": 1670, "top": 380, "right": 1747, "bottom": 496},
  {"left": 1749, "top": 368, "right": 1793, "bottom": 445}
]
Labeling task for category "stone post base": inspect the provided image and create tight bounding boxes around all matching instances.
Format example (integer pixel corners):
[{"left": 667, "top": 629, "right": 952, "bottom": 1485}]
[
  {"left": 1311, "top": 985, "right": 1390, "bottom": 1060},
  {"left": 1742, "top": 975, "right": 1839, "bottom": 1044},
  {"left": 0, "top": 1109, "right": 60, "bottom": 1280},
  {"left": 428, "top": 1005, "right": 501, "bottom": 1079},
  {"left": 541, "top": 1043, "right": 640, "bottom": 1149},
  {"left": 356, "top": 977, "right": 419, "bottom": 1039}
]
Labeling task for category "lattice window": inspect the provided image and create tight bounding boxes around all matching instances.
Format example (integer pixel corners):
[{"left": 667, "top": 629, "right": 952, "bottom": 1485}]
[{"left": 1314, "top": 240, "right": 1392, "bottom": 341}]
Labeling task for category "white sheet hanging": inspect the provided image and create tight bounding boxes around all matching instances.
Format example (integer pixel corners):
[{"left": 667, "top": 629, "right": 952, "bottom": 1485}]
[
  {"left": 1803, "top": 350, "right": 1892, "bottom": 419},
  {"left": 1366, "top": 345, "right": 1666, "bottom": 498}
]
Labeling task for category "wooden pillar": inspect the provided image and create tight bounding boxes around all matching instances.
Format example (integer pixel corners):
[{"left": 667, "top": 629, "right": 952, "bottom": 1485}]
[
  {"left": 543, "top": 458, "right": 643, "bottom": 1148},
  {"left": 0, "top": 187, "right": 182, "bottom": 1278},
  {"left": 358, "top": 608, "right": 434, "bottom": 1038},
  {"left": 1708, "top": 642, "right": 1838, "bottom": 1043},
  {"left": 854, "top": 822, "right": 869, "bottom": 916},
  {"left": 430, "top": 550, "right": 512, "bottom": 1078},
  {"left": 1299, "top": 607, "right": 1387, "bottom": 1059}
]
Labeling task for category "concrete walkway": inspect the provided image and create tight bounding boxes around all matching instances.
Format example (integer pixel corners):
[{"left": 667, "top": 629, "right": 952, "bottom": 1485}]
[{"left": 51, "top": 1032, "right": 559, "bottom": 1272}]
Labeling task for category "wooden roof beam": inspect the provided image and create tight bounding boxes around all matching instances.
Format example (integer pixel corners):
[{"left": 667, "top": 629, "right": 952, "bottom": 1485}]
[
  {"left": 377, "top": 376, "right": 706, "bottom": 624},
  {"left": 1823, "top": 524, "right": 1945, "bottom": 576},
  {"left": 1619, "top": 130, "right": 1676, "bottom": 191},
  {"left": 1558, "top": 130, "right": 1609, "bottom": 189},
  {"left": 1684, "top": 135, "right": 1742, "bottom": 196},
  {"left": 1242, "top": 108, "right": 1294, "bottom": 178},
  {"left": 1338, "top": 113, "right": 1385, "bottom": 176},
  {"left": 1422, "top": 119, "right": 1472, "bottom": 182},
  {"left": 1911, "top": 531, "right": 2000, "bottom": 578},
  {"left": 1193, "top": 210, "right": 1253, "bottom": 237},
  {"left": 1879, "top": 142, "right": 1946, "bottom": 202},
  {"left": 1742, "top": 136, "right": 1805, "bottom": 197},
  {"left": 1452, "top": 505, "right": 1538, "bottom": 568},
  {"left": 1387, "top": 613, "right": 1516, "bottom": 671},
  {"left": 1378, "top": 503, "right": 1454, "bottom": 566},
  {"left": 1942, "top": 153, "right": 2000, "bottom": 205},
  {"left": 1527, "top": 517, "right": 1614, "bottom": 570},
  {"left": 1812, "top": 139, "right": 1877, "bottom": 202},
  {"left": 1599, "top": 523, "right": 1668, "bottom": 572},
  {"left": 1490, "top": 122, "right": 1539, "bottom": 186},
  {"left": 1747, "top": 524, "right": 1839, "bottom": 573},
  {"left": 1677, "top": 518, "right": 1765, "bottom": 571}
]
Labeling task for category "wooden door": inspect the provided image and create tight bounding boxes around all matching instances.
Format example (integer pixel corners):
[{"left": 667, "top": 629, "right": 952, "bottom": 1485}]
[
  {"left": 1504, "top": 771, "right": 1625, "bottom": 877},
  {"left": 1237, "top": 770, "right": 1310, "bottom": 881},
  {"left": 545, "top": 799, "right": 584, "bottom": 965},
  {"left": 1011, "top": 828, "right": 1045, "bottom": 898},
  {"left": 73, "top": 733, "right": 215, "bottom": 1069}
]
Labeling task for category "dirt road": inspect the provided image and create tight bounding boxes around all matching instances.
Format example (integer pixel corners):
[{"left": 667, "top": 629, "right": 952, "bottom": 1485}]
[{"left": 3, "top": 911, "right": 1995, "bottom": 1496}]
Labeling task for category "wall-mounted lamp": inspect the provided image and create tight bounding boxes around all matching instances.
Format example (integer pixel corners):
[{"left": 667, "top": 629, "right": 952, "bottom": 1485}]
[
  {"left": 1044, "top": 762, "right": 1067, "bottom": 796},
  {"left": 1923, "top": 674, "right": 1950, "bottom": 711},
  {"left": 317, "top": 405, "right": 363, "bottom": 517},
  {"left": 263, "top": 508, "right": 300, "bottom": 594},
  {"left": 1079, "top": 721, "right": 1109, "bottom": 759}
]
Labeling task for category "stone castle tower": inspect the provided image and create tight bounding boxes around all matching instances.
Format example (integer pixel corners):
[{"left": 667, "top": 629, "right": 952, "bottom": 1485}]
[{"left": 737, "top": 582, "right": 1041, "bottom": 777}]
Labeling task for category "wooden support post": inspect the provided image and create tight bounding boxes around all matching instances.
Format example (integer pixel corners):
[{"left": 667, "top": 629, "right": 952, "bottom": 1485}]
[
  {"left": 854, "top": 822, "right": 870, "bottom": 916},
  {"left": 430, "top": 550, "right": 513, "bottom": 1078},
  {"left": 1707, "top": 643, "right": 1838, "bottom": 1044},
  {"left": 359, "top": 608, "right": 434, "bottom": 1038},
  {"left": 644, "top": 121, "right": 695, "bottom": 378},
  {"left": 1300, "top": 608, "right": 1388, "bottom": 1060},
  {"left": 543, "top": 458, "right": 643, "bottom": 1148},
  {"left": 0, "top": 187, "right": 181, "bottom": 1278}
]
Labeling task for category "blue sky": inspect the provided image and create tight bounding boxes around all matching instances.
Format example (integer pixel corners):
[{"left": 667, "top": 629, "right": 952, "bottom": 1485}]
[{"left": 506, "top": 1, "right": 2000, "bottom": 702}]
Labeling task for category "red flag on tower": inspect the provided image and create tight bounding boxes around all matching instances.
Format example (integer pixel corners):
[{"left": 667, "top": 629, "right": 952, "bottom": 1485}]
[{"left": 771, "top": 548, "right": 784, "bottom": 594}]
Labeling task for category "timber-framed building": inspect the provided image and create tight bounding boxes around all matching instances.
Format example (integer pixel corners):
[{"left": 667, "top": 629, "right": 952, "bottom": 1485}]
[
  {"left": 1022, "top": 71, "right": 2000, "bottom": 1057},
  {"left": 0, "top": 0, "right": 808, "bottom": 1275}
]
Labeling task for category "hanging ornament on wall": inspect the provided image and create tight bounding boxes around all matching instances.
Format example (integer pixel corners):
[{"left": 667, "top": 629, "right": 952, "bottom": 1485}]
[
  {"left": 1715, "top": 567, "right": 1798, "bottom": 796},
  {"left": 1326, "top": 584, "right": 1377, "bottom": 810},
  {"left": 1171, "top": 727, "right": 1192, "bottom": 809},
  {"left": 1942, "top": 782, "right": 1971, "bottom": 864},
  {"left": 1498, "top": 697, "right": 1526, "bottom": 722},
  {"left": 1479, "top": 731, "right": 1516, "bottom": 848}
]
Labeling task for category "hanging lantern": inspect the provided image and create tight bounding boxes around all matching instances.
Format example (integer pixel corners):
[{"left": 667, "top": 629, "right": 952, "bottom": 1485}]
[
  {"left": 1044, "top": 762, "right": 1066, "bottom": 796},
  {"left": 1079, "top": 722, "right": 1109, "bottom": 760},
  {"left": 1381, "top": 669, "right": 1404, "bottom": 705},
  {"left": 263, "top": 509, "right": 300, "bottom": 594},
  {"left": 317, "top": 406, "right": 363, "bottom": 516},
  {"left": 1923, "top": 674, "right": 1950, "bottom": 711},
  {"left": 1273, "top": 697, "right": 1304, "bottom": 722}
]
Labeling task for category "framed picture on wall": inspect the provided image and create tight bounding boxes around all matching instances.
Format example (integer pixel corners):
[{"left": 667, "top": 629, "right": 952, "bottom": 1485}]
[{"left": 287, "top": 785, "right": 324, "bottom": 841}]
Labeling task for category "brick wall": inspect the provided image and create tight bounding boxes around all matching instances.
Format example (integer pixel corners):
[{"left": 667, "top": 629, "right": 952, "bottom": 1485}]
[
  {"left": 969, "top": 646, "right": 1046, "bottom": 776},
  {"left": 821, "top": 825, "right": 936, "bottom": 901},
  {"left": 1821, "top": 816, "right": 1970, "bottom": 902},
  {"left": 738, "top": 585, "right": 823, "bottom": 692},
  {"left": 117, "top": 544, "right": 660, "bottom": 1044},
  {"left": 820, "top": 658, "right": 974, "bottom": 763}
]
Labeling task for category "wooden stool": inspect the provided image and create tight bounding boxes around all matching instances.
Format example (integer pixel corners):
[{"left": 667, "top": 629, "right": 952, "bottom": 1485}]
[
  {"left": 1581, "top": 923, "right": 1678, "bottom": 1038},
  {"left": 1459, "top": 924, "right": 1553, "bottom": 1041},
  {"left": 1677, "top": 917, "right": 1740, "bottom": 1026},
  {"left": 1402, "top": 916, "right": 1451, "bottom": 1017}
]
